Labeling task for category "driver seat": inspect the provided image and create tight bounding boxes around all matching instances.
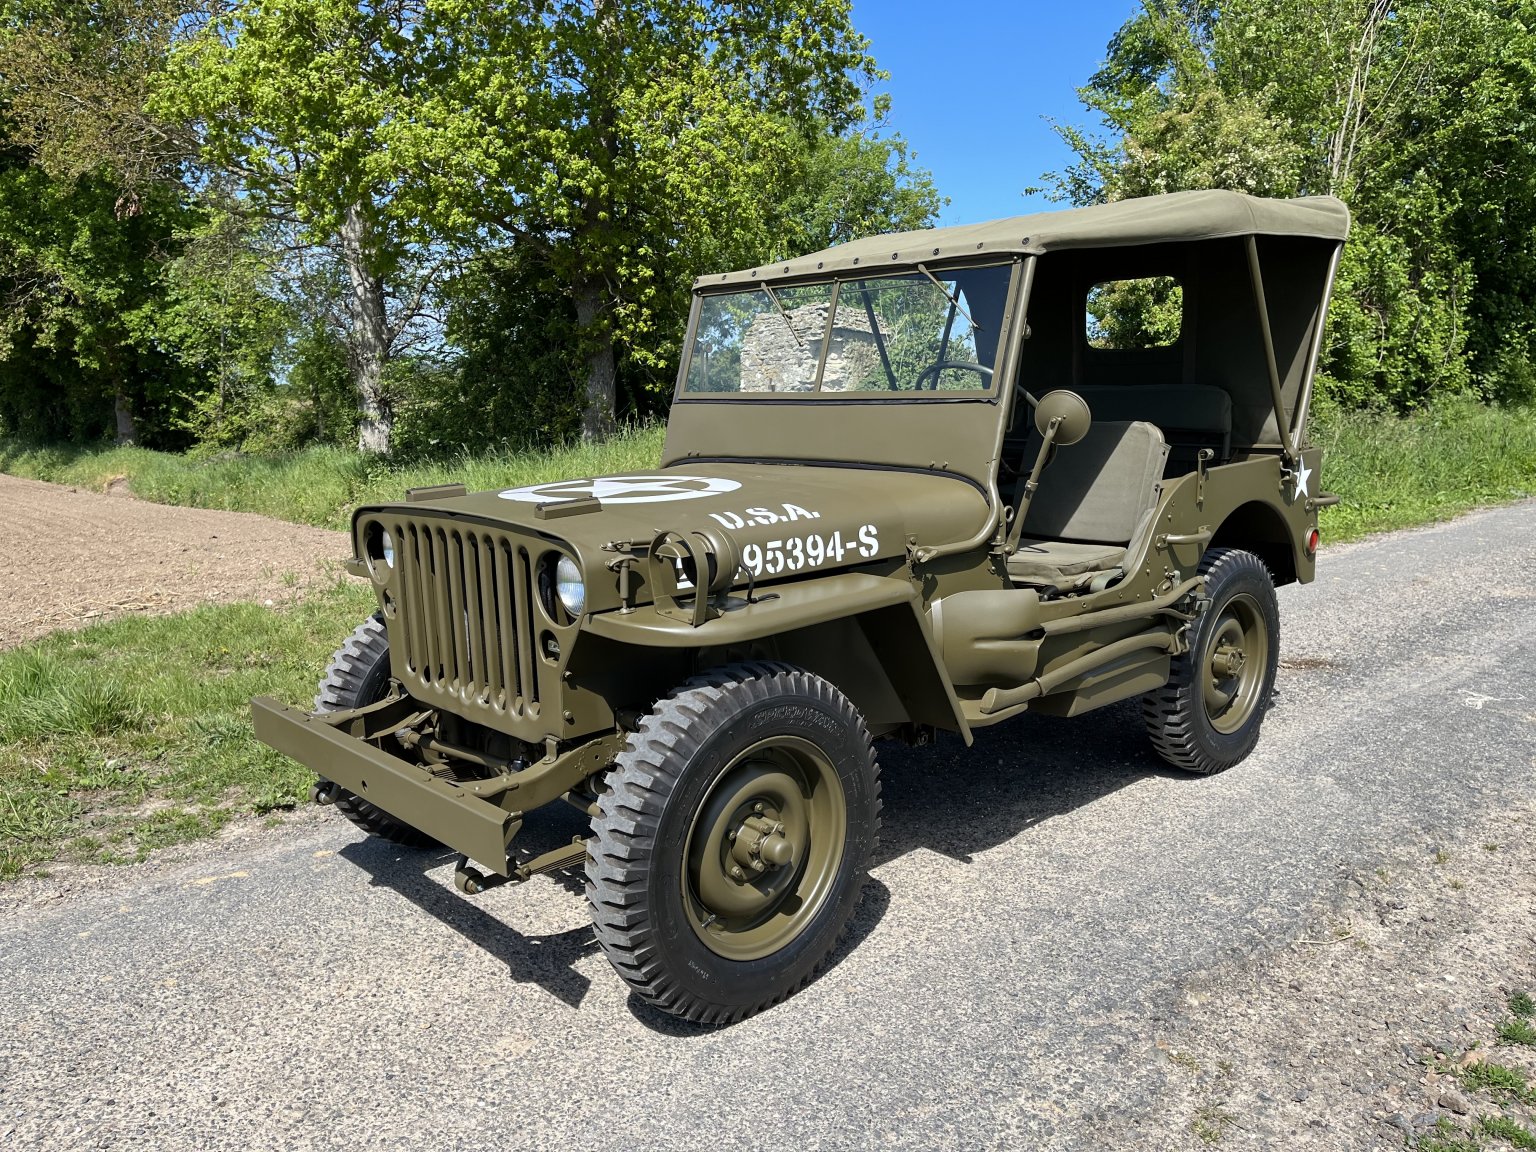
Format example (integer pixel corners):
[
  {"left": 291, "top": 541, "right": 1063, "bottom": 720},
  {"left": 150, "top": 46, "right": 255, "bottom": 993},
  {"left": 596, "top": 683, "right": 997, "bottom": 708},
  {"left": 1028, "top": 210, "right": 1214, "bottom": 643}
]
[{"left": 1005, "top": 420, "right": 1169, "bottom": 591}]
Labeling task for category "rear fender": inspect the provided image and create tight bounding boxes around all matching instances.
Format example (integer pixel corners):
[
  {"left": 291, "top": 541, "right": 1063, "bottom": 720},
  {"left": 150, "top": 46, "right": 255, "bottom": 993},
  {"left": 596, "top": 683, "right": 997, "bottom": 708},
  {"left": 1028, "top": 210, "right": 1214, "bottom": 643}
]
[
  {"left": 1150, "top": 454, "right": 1318, "bottom": 587},
  {"left": 1209, "top": 498, "right": 1302, "bottom": 586}
]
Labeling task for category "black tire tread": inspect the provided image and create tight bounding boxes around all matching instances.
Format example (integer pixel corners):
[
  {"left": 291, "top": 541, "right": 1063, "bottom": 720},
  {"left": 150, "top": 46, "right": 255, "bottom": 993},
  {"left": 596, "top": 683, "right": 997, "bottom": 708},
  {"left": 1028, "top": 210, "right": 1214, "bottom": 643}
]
[
  {"left": 586, "top": 661, "right": 880, "bottom": 1025},
  {"left": 314, "top": 615, "right": 436, "bottom": 848},
  {"left": 1142, "top": 547, "right": 1280, "bottom": 775}
]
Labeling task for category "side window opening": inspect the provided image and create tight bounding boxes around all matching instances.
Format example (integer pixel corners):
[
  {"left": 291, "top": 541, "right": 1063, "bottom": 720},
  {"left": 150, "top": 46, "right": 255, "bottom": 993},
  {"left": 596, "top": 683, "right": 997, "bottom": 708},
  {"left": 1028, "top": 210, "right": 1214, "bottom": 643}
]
[{"left": 1085, "top": 276, "right": 1183, "bottom": 350}]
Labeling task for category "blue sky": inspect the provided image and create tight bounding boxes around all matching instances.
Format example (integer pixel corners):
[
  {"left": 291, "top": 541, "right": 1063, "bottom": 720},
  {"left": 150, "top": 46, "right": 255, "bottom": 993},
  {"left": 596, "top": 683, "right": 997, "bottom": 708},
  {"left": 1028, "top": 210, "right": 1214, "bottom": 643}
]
[{"left": 854, "top": 1, "right": 1141, "bottom": 225}]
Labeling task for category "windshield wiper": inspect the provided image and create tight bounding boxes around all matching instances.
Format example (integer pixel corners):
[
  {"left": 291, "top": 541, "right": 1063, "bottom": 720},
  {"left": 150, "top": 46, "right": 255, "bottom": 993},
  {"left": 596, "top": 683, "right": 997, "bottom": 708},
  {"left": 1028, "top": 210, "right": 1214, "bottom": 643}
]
[
  {"left": 760, "top": 284, "right": 806, "bottom": 349},
  {"left": 916, "top": 263, "right": 980, "bottom": 332}
]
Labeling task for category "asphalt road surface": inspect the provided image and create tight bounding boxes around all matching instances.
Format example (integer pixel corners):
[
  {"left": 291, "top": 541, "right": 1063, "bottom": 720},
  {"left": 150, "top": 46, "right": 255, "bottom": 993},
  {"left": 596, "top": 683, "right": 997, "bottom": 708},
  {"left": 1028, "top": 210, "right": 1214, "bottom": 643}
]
[{"left": 4, "top": 502, "right": 1534, "bottom": 1151}]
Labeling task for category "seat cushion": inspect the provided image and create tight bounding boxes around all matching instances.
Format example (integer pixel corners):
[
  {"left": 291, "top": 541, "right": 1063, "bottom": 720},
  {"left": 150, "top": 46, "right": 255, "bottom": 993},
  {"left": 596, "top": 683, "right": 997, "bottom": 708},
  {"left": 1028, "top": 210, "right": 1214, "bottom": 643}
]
[{"left": 1005, "top": 539, "right": 1126, "bottom": 584}]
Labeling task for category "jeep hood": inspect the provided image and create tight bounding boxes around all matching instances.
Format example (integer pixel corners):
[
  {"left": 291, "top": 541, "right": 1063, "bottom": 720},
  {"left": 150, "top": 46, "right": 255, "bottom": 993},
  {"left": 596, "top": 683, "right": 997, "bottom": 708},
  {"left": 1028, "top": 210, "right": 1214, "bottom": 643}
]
[{"left": 354, "top": 462, "right": 990, "bottom": 608}]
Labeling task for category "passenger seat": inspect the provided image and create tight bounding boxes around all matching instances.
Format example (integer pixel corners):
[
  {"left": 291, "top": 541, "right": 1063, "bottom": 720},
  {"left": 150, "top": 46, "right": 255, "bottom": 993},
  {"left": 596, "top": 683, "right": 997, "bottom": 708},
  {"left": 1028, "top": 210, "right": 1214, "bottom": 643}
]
[{"left": 1006, "top": 420, "right": 1169, "bottom": 591}]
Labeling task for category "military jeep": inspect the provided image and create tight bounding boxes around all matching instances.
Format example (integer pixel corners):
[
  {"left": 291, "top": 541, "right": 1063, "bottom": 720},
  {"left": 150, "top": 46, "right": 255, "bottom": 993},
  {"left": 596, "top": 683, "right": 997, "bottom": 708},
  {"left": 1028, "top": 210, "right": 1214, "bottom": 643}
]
[{"left": 252, "top": 189, "right": 1348, "bottom": 1023}]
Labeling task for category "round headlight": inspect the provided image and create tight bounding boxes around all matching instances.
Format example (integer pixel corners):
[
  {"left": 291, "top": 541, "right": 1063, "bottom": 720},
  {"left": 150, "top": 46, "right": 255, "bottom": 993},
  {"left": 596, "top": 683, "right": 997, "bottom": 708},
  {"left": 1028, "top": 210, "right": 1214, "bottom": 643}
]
[
  {"left": 555, "top": 555, "right": 585, "bottom": 617},
  {"left": 365, "top": 523, "right": 395, "bottom": 577}
]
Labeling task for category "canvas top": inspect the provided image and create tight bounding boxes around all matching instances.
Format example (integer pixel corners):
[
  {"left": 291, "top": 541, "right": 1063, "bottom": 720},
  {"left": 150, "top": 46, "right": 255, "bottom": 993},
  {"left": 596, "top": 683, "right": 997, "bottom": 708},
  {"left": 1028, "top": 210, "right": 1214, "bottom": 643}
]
[{"left": 697, "top": 189, "right": 1350, "bottom": 288}]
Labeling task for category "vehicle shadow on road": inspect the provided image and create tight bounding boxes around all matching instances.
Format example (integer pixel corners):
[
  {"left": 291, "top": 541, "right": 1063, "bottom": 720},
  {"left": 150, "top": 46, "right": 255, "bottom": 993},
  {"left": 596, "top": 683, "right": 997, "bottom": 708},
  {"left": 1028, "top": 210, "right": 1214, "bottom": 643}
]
[
  {"left": 873, "top": 699, "right": 1176, "bottom": 868},
  {"left": 629, "top": 703, "right": 1171, "bottom": 1035},
  {"left": 338, "top": 816, "right": 601, "bottom": 1011},
  {"left": 335, "top": 698, "right": 1176, "bottom": 1026}
]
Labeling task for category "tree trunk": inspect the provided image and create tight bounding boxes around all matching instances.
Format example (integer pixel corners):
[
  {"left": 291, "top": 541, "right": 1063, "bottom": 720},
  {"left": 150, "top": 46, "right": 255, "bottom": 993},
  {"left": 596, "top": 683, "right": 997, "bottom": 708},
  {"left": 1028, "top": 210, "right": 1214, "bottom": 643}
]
[
  {"left": 339, "top": 204, "right": 393, "bottom": 455},
  {"left": 575, "top": 279, "right": 617, "bottom": 440},
  {"left": 113, "top": 388, "right": 138, "bottom": 446},
  {"left": 574, "top": 0, "right": 618, "bottom": 443}
]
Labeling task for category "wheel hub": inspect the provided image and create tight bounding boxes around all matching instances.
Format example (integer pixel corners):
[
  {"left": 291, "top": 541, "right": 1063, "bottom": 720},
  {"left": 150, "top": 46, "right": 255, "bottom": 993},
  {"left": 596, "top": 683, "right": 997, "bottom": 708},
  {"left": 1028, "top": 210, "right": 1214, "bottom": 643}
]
[
  {"left": 1211, "top": 642, "right": 1246, "bottom": 678},
  {"left": 1201, "top": 595, "right": 1269, "bottom": 735},
  {"left": 729, "top": 811, "right": 799, "bottom": 873},
  {"left": 682, "top": 736, "right": 847, "bottom": 961}
]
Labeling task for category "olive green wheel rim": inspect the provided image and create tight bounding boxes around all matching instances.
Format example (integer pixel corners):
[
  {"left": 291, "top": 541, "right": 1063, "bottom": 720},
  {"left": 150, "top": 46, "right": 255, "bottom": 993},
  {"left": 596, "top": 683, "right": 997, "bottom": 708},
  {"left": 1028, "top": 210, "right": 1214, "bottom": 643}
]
[
  {"left": 1202, "top": 592, "right": 1269, "bottom": 734},
  {"left": 682, "top": 735, "right": 848, "bottom": 962}
]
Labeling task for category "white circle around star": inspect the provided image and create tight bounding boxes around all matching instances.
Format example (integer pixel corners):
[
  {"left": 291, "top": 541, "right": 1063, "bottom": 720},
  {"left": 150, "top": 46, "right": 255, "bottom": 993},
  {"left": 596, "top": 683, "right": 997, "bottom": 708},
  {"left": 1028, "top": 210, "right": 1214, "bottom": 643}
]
[{"left": 498, "top": 475, "right": 743, "bottom": 505}]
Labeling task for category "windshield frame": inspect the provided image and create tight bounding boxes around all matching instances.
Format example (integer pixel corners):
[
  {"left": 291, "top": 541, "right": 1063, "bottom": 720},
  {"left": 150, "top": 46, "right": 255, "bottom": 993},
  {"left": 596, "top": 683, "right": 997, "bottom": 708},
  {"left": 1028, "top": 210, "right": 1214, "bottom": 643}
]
[{"left": 674, "top": 258, "right": 1022, "bottom": 403}]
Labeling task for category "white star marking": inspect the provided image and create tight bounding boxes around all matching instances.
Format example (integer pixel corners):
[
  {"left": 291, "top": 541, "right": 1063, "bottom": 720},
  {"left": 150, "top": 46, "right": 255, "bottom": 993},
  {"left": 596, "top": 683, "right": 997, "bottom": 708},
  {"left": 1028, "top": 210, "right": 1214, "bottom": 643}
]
[
  {"left": 498, "top": 475, "right": 742, "bottom": 505},
  {"left": 1293, "top": 460, "right": 1312, "bottom": 500}
]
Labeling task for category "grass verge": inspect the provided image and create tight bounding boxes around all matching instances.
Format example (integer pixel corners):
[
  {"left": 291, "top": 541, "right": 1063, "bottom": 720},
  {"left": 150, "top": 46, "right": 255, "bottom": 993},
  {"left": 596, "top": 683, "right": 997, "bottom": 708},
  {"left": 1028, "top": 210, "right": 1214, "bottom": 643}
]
[
  {"left": 0, "top": 423, "right": 665, "bottom": 532},
  {"left": 0, "top": 581, "right": 373, "bottom": 879},
  {"left": 3, "top": 404, "right": 1533, "bottom": 542},
  {"left": 1311, "top": 398, "right": 1536, "bottom": 542}
]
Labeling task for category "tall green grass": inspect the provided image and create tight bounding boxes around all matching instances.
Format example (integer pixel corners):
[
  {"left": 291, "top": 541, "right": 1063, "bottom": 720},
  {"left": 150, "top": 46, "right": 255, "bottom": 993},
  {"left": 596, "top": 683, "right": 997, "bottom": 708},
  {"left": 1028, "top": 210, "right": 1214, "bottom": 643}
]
[
  {"left": 4, "top": 405, "right": 1532, "bottom": 542},
  {"left": 1312, "top": 398, "right": 1536, "bottom": 542},
  {"left": 0, "top": 423, "right": 666, "bottom": 531},
  {"left": 5, "top": 405, "right": 1533, "bottom": 542},
  {"left": 0, "top": 581, "right": 375, "bottom": 878}
]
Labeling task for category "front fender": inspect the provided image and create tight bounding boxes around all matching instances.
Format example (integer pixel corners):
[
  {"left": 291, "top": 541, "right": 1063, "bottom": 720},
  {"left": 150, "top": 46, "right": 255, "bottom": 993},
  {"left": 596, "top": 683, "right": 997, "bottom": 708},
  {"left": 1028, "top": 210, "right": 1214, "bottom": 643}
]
[
  {"left": 584, "top": 572, "right": 970, "bottom": 742},
  {"left": 586, "top": 571, "right": 909, "bottom": 646}
]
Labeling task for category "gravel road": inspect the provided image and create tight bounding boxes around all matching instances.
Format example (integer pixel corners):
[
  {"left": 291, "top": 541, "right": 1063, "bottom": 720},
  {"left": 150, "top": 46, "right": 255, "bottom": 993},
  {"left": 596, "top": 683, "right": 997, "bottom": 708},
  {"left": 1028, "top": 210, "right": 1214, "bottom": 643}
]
[
  {"left": 0, "top": 475, "right": 346, "bottom": 648},
  {"left": 3, "top": 501, "right": 1535, "bottom": 1151}
]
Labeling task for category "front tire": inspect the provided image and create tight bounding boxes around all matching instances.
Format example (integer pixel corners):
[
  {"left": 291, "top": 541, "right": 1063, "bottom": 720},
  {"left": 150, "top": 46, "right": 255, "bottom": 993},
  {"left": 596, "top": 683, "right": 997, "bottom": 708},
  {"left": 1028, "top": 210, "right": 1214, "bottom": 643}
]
[
  {"left": 314, "top": 615, "right": 436, "bottom": 847},
  {"left": 587, "top": 662, "right": 881, "bottom": 1024},
  {"left": 1142, "top": 548, "right": 1280, "bottom": 774}
]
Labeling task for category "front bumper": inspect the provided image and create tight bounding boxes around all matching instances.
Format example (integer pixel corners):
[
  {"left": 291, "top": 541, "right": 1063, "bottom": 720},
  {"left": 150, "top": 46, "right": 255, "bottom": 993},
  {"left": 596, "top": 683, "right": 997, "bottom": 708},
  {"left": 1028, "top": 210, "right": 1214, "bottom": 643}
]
[{"left": 250, "top": 697, "right": 519, "bottom": 874}]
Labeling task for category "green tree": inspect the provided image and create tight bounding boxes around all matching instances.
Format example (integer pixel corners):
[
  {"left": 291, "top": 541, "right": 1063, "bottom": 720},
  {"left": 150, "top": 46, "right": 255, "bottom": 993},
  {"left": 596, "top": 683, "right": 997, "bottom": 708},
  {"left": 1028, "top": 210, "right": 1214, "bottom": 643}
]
[
  {"left": 0, "top": 162, "right": 199, "bottom": 443},
  {"left": 0, "top": 0, "right": 203, "bottom": 444},
  {"left": 4, "top": 0, "right": 938, "bottom": 455},
  {"left": 1046, "top": 0, "right": 1536, "bottom": 408},
  {"left": 772, "top": 128, "right": 945, "bottom": 256},
  {"left": 158, "top": 0, "right": 449, "bottom": 454},
  {"left": 1416, "top": 1, "right": 1536, "bottom": 405},
  {"left": 413, "top": 124, "right": 941, "bottom": 452},
  {"left": 406, "top": 0, "right": 892, "bottom": 437},
  {"left": 155, "top": 200, "right": 294, "bottom": 448}
]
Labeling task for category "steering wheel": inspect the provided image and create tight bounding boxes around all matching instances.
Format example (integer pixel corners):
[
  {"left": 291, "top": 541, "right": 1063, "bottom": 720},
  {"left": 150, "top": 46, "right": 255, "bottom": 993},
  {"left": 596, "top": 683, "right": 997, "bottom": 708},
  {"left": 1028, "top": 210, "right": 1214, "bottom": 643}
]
[{"left": 911, "top": 361, "right": 994, "bottom": 391}]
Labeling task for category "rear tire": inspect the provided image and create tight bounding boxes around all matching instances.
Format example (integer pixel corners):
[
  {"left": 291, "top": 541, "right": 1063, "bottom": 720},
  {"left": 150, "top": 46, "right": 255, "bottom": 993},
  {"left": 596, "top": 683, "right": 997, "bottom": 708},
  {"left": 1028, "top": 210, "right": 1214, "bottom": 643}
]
[
  {"left": 314, "top": 615, "right": 436, "bottom": 847},
  {"left": 587, "top": 662, "right": 881, "bottom": 1024},
  {"left": 1142, "top": 548, "right": 1280, "bottom": 774}
]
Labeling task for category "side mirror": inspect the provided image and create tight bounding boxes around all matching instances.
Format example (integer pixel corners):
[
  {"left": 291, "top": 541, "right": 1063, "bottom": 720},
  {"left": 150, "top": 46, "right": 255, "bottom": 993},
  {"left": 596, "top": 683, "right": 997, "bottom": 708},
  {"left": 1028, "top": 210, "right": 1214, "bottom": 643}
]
[{"left": 1034, "top": 389, "right": 1092, "bottom": 446}]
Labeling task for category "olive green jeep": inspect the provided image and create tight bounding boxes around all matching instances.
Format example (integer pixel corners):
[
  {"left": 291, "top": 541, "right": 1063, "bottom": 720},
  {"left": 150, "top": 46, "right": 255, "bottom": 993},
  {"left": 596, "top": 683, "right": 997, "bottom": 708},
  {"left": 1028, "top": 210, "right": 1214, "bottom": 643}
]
[{"left": 253, "top": 189, "right": 1348, "bottom": 1023}]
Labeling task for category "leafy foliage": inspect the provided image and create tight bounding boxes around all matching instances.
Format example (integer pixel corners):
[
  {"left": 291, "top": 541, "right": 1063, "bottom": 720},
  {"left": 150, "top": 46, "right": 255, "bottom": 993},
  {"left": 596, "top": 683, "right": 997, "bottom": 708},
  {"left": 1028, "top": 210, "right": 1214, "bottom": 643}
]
[
  {"left": 0, "top": 0, "right": 250, "bottom": 446},
  {"left": 1087, "top": 277, "right": 1183, "bottom": 350},
  {"left": 1047, "top": 0, "right": 1536, "bottom": 410},
  {"left": 403, "top": 0, "right": 934, "bottom": 434},
  {"left": 0, "top": 161, "right": 200, "bottom": 445},
  {"left": 0, "top": 0, "right": 939, "bottom": 453}
]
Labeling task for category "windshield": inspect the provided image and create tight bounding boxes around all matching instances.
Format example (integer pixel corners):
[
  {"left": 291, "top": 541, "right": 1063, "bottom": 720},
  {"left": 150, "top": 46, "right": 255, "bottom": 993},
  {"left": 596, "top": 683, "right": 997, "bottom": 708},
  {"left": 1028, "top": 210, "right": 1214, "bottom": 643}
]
[{"left": 683, "top": 263, "right": 1012, "bottom": 397}]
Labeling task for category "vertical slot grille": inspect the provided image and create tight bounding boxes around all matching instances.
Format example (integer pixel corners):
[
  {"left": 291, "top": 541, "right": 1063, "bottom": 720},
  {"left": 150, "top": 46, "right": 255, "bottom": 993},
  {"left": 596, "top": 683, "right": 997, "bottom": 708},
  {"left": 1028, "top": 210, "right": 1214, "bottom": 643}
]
[{"left": 389, "top": 518, "right": 540, "bottom": 718}]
